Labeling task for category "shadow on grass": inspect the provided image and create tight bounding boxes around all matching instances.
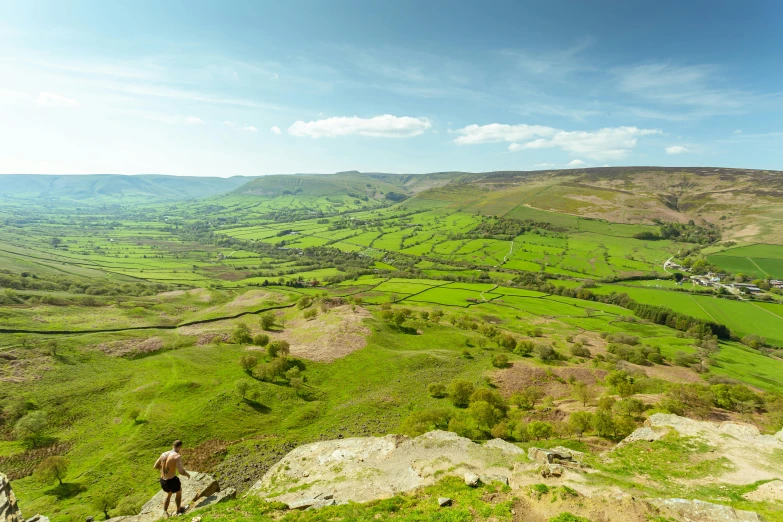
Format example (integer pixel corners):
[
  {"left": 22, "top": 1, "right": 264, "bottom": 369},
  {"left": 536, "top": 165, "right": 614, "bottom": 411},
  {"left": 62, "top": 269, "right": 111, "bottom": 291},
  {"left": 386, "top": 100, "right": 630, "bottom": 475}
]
[
  {"left": 243, "top": 399, "right": 271, "bottom": 413},
  {"left": 45, "top": 482, "right": 86, "bottom": 499}
]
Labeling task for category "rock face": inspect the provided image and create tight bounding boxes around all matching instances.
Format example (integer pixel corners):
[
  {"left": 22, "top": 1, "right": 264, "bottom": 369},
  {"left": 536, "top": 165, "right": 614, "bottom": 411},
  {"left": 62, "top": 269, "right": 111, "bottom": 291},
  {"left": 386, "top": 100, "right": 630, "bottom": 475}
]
[
  {"left": 249, "top": 431, "right": 525, "bottom": 506},
  {"left": 107, "top": 472, "right": 234, "bottom": 522},
  {"left": 652, "top": 498, "right": 762, "bottom": 522},
  {"left": 1, "top": 474, "right": 23, "bottom": 522},
  {"left": 622, "top": 414, "right": 783, "bottom": 486}
]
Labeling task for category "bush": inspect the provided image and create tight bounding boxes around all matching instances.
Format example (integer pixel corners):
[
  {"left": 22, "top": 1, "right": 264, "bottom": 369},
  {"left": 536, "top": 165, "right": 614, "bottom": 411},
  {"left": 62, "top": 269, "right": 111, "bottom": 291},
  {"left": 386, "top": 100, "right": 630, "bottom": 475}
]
[
  {"left": 569, "top": 343, "right": 590, "bottom": 358},
  {"left": 514, "top": 340, "right": 534, "bottom": 356},
  {"left": 253, "top": 333, "right": 270, "bottom": 347},
  {"left": 297, "top": 295, "right": 313, "bottom": 309},
  {"left": 427, "top": 383, "right": 446, "bottom": 398},
  {"left": 235, "top": 380, "right": 250, "bottom": 399},
  {"left": 568, "top": 411, "right": 593, "bottom": 438},
  {"left": 448, "top": 380, "right": 475, "bottom": 408},
  {"left": 303, "top": 308, "right": 318, "bottom": 320},
  {"left": 127, "top": 408, "right": 141, "bottom": 424},
  {"left": 534, "top": 343, "right": 557, "bottom": 362},
  {"left": 492, "top": 354, "right": 510, "bottom": 368},
  {"left": 35, "top": 456, "right": 69, "bottom": 485}
]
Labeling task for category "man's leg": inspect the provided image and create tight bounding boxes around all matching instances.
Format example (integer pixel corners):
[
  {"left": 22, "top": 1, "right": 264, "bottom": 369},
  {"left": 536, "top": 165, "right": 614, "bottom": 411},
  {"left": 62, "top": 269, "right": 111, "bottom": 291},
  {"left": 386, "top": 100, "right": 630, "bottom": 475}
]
[
  {"left": 175, "top": 490, "right": 182, "bottom": 512},
  {"left": 163, "top": 492, "right": 172, "bottom": 514}
]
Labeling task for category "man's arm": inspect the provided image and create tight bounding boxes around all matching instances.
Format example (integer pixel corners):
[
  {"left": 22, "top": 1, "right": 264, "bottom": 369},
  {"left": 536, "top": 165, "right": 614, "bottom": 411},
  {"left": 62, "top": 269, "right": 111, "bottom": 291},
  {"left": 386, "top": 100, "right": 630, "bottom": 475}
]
[
  {"left": 153, "top": 454, "right": 163, "bottom": 470},
  {"left": 176, "top": 455, "right": 191, "bottom": 478}
]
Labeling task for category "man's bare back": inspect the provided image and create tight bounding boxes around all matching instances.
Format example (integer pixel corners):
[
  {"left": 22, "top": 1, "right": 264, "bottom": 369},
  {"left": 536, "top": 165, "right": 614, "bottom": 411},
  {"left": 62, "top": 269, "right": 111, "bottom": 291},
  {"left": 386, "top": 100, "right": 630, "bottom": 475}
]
[
  {"left": 153, "top": 440, "right": 190, "bottom": 515},
  {"left": 157, "top": 451, "right": 188, "bottom": 480}
]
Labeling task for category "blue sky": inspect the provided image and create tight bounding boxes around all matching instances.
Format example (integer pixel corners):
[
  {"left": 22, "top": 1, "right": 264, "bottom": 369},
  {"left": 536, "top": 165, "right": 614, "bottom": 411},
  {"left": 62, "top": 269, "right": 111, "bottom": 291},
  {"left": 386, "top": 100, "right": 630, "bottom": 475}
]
[{"left": 1, "top": 0, "right": 782, "bottom": 176}]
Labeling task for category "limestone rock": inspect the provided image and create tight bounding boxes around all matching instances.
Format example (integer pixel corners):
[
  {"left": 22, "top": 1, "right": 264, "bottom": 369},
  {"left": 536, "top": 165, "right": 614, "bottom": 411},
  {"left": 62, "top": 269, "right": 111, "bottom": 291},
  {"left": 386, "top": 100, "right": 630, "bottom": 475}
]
[
  {"left": 437, "top": 497, "right": 452, "bottom": 507},
  {"left": 620, "top": 427, "right": 666, "bottom": 445},
  {"left": 527, "top": 447, "right": 580, "bottom": 465},
  {"left": 652, "top": 498, "right": 762, "bottom": 521},
  {"left": 484, "top": 438, "right": 525, "bottom": 455},
  {"left": 190, "top": 487, "right": 236, "bottom": 511},
  {"left": 25, "top": 516, "right": 49, "bottom": 522},
  {"left": 1, "top": 473, "right": 23, "bottom": 522},
  {"left": 249, "top": 430, "right": 523, "bottom": 506},
  {"left": 464, "top": 472, "right": 480, "bottom": 487}
]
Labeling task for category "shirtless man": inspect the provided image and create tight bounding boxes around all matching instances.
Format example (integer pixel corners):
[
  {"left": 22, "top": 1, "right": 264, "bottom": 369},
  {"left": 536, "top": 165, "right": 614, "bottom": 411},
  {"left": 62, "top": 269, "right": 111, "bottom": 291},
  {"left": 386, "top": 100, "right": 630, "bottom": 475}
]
[{"left": 153, "top": 440, "right": 191, "bottom": 516}]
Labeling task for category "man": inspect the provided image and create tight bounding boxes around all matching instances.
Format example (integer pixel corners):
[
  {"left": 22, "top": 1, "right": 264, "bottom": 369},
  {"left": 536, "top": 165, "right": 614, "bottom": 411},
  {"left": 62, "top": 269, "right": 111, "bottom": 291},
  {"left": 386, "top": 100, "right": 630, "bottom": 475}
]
[{"left": 153, "top": 440, "right": 191, "bottom": 516}]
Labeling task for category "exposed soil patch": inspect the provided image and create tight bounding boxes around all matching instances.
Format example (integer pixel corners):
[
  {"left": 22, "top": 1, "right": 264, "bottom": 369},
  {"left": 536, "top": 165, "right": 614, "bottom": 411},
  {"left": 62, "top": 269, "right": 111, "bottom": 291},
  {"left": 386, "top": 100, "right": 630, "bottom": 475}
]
[
  {"left": 95, "top": 336, "right": 165, "bottom": 357},
  {"left": 196, "top": 333, "right": 230, "bottom": 346},
  {"left": 0, "top": 441, "right": 72, "bottom": 480},
  {"left": 493, "top": 362, "right": 607, "bottom": 399},
  {"left": 275, "top": 305, "right": 372, "bottom": 362},
  {"left": 0, "top": 353, "right": 52, "bottom": 383}
]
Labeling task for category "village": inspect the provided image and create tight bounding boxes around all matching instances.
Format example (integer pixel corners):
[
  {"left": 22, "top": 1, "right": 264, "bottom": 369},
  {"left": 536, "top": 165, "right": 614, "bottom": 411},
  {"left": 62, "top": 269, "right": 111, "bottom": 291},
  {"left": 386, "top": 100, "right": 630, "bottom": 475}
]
[{"left": 664, "top": 259, "right": 783, "bottom": 298}]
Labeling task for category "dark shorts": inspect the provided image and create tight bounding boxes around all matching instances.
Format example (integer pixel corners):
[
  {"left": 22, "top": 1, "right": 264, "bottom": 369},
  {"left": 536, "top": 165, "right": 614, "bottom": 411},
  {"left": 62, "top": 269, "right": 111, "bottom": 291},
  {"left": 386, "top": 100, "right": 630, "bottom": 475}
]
[{"left": 160, "top": 476, "right": 181, "bottom": 494}]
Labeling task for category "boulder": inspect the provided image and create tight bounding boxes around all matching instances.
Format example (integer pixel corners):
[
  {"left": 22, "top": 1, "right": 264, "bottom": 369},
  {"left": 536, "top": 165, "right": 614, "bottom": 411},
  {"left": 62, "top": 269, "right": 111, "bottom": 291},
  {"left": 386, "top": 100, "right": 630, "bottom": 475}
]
[
  {"left": 25, "top": 517, "right": 49, "bottom": 522},
  {"left": 249, "top": 430, "right": 524, "bottom": 507},
  {"left": 106, "top": 472, "right": 227, "bottom": 522},
  {"left": 652, "top": 498, "right": 762, "bottom": 521},
  {"left": 1, "top": 473, "right": 23, "bottom": 522},
  {"left": 464, "top": 472, "right": 480, "bottom": 487},
  {"left": 437, "top": 497, "right": 452, "bottom": 507},
  {"left": 527, "top": 447, "right": 581, "bottom": 465}
]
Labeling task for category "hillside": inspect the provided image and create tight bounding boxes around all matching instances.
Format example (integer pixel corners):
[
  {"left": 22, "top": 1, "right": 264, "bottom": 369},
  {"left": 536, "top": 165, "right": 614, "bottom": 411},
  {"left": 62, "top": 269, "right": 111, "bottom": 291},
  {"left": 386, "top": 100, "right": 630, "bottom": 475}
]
[
  {"left": 1, "top": 168, "right": 783, "bottom": 522},
  {"left": 0, "top": 174, "right": 252, "bottom": 203}
]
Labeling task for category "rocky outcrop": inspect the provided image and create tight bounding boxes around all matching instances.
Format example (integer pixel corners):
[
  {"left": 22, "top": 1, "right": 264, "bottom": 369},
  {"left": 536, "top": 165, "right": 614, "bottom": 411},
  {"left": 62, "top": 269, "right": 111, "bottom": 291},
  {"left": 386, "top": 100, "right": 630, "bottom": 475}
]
[
  {"left": 249, "top": 431, "right": 526, "bottom": 506},
  {"left": 619, "top": 426, "right": 667, "bottom": 445},
  {"left": 652, "top": 498, "right": 762, "bottom": 521},
  {"left": 107, "top": 472, "right": 234, "bottom": 522},
  {"left": 743, "top": 479, "right": 783, "bottom": 503},
  {"left": 1, "top": 474, "right": 23, "bottom": 522},
  {"left": 647, "top": 413, "right": 783, "bottom": 445}
]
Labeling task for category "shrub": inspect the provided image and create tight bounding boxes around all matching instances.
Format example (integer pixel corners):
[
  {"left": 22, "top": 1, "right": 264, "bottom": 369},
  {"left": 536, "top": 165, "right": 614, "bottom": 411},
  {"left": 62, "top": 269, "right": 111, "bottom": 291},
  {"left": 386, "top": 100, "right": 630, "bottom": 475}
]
[
  {"left": 297, "top": 295, "right": 313, "bottom": 309},
  {"left": 303, "top": 308, "right": 318, "bottom": 320},
  {"left": 127, "top": 408, "right": 141, "bottom": 424},
  {"left": 469, "top": 389, "right": 507, "bottom": 414},
  {"left": 427, "top": 383, "right": 446, "bottom": 398},
  {"left": 568, "top": 411, "right": 593, "bottom": 438},
  {"left": 35, "top": 456, "right": 69, "bottom": 485},
  {"left": 569, "top": 343, "right": 590, "bottom": 358},
  {"left": 492, "top": 354, "right": 510, "bottom": 368},
  {"left": 515, "top": 340, "right": 534, "bottom": 356},
  {"left": 448, "top": 380, "right": 475, "bottom": 408},
  {"left": 92, "top": 492, "right": 118, "bottom": 519},
  {"left": 235, "top": 380, "right": 250, "bottom": 399},
  {"left": 253, "top": 334, "right": 270, "bottom": 347},
  {"left": 535, "top": 343, "right": 557, "bottom": 362},
  {"left": 239, "top": 354, "right": 258, "bottom": 373}
]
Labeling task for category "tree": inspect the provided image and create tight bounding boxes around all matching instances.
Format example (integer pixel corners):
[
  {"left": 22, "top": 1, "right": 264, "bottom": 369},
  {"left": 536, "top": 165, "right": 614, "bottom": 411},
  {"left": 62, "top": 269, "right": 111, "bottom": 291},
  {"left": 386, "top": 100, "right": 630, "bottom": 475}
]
[
  {"left": 15, "top": 411, "right": 47, "bottom": 447},
  {"left": 92, "top": 492, "right": 118, "bottom": 519},
  {"left": 534, "top": 343, "right": 557, "bottom": 362},
  {"left": 127, "top": 407, "right": 141, "bottom": 425},
  {"left": 593, "top": 409, "right": 616, "bottom": 438},
  {"left": 268, "top": 340, "right": 290, "bottom": 358},
  {"left": 253, "top": 333, "right": 270, "bottom": 347},
  {"left": 528, "top": 421, "right": 553, "bottom": 440},
  {"left": 35, "top": 456, "right": 69, "bottom": 485},
  {"left": 568, "top": 411, "right": 593, "bottom": 439},
  {"left": 303, "top": 308, "right": 318, "bottom": 320},
  {"left": 235, "top": 380, "right": 250, "bottom": 399},
  {"left": 572, "top": 381, "right": 595, "bottom": 407},
  {"left": 297, "top": 295, "right": 313, "bottom": 309},
  {"left": 448, "top": 380, "right": 475, "bottom": 408},
  {"left": 614, "top": 398, "right": 645, "bottom": 418},
  {"left": 260, "top": 312, "right": 276, "bottom": 331},
  {"left": 392, "top": 311, "right": 406, "bottom": 326},
  {"left": 569, "top": 343, "right": 590, "bottom": 358},
  {"left": 231, "top": 323, "right": 252, "bottom": 344},
  {"left": 468, "top": 401, "right": 500, "bottom": 431},
  {"left": 49, "top": 237, "right": 62, "bottom": 247},
  {"left": 239, "top": 354, "right": 258, "bottom": 373}
]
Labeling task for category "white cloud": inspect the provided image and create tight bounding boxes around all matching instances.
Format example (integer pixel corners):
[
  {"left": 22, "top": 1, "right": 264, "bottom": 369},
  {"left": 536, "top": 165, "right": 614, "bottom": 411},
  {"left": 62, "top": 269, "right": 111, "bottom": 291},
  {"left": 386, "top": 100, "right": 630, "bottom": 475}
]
[
  {"left": 665, "top": 145, "right": 690, "bottom": 155},
  {"left": 454, "top": 123, "right": 557, "bottom": 145},
  {"left": 734, "top": 129, "right": 742, "bottom": 134},
  {"left": 224, "top": 121, "right": 237, "bottom": 127},
  {"left": 288, "top": 114, "right": 431, "bottom": 138},
  {"left": 270, "top": 126, "right": 282, "bottom": 134},
  {"left": 35, "top": 92, "right": 79, "bottom": 107},
  {"left": 457, "top": 123, "right": 660, "bottom": 161},
  {"left": 185, "top": 116, "right": 204, "bottom": 124},
  {"left": 567, "top": 159, "right": 586, "bottom": 166},
  {"left": 243, "top": 125, "right": 258, "bottom": 132}
]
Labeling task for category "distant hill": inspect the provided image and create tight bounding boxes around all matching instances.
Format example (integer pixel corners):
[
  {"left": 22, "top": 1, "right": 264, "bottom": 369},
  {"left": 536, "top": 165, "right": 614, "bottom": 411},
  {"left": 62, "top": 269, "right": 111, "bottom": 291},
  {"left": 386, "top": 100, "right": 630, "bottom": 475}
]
[
  {"left": 231, "top": 172, "right": 406, "bottom": 200},
  {"left": 0, "top": 174, "right": 253, "bottom": 202}
]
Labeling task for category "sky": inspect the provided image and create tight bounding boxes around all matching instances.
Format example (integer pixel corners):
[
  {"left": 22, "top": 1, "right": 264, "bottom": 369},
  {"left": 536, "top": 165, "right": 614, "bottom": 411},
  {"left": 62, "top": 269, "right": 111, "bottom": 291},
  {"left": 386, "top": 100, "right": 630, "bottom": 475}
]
[{"left": 1, "top": 0, "right": 783, "bottom": 176}]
